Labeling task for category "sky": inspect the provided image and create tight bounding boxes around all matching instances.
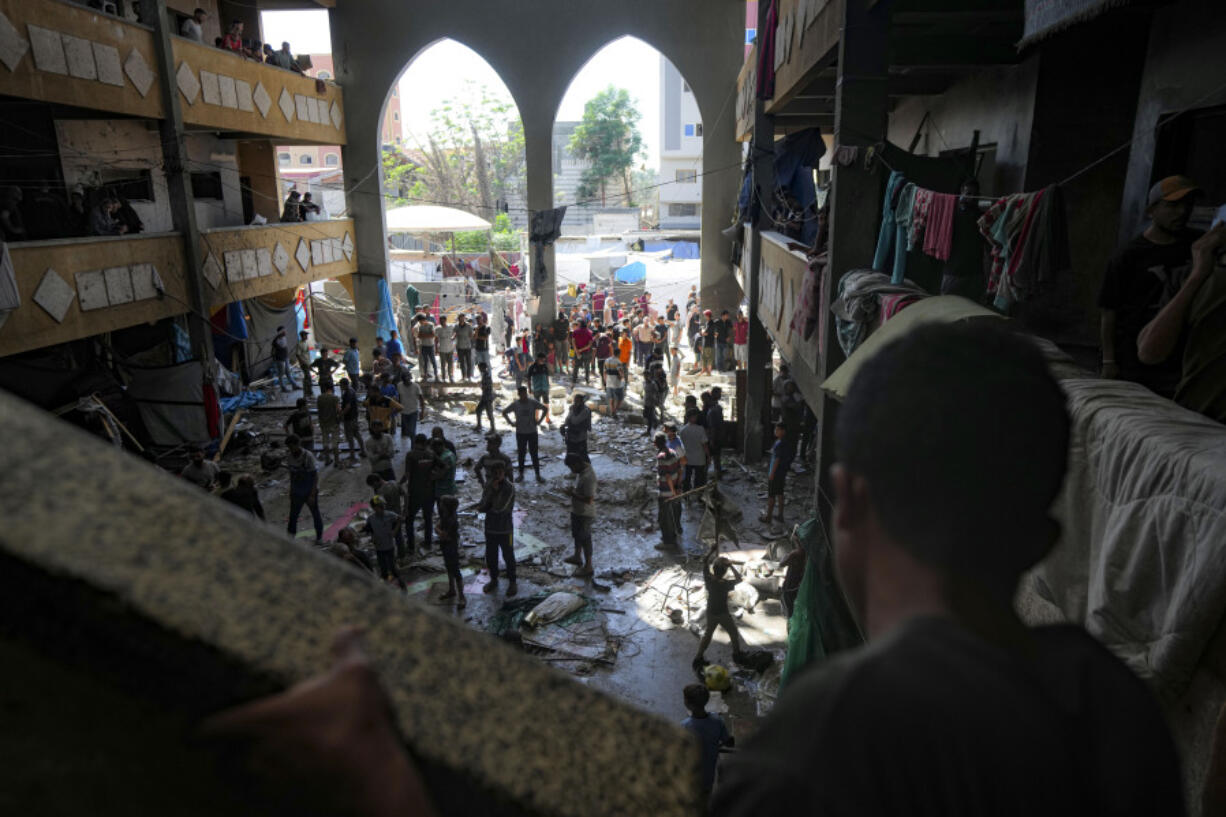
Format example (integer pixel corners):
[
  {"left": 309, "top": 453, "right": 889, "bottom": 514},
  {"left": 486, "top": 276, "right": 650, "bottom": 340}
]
[{"left": 261, "top": 11, "right": 668, "bottom": 167}]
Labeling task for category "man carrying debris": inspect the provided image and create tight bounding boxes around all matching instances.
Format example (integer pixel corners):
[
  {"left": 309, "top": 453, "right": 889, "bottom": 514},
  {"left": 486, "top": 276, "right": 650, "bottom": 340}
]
[
  {"left": 502, "top": 386, "right": 547, "bottom": 483},
  {"left": 562, "top": 393, "right": 592, "bottom": 462},
  {"left": 562, "top": 453, "right": 596, "bottom": 577},
  {"left": 316, "top": 383, "right": 341, "bottom": 465},
  {"left": 654, "top": 433, "right": 683, "bottom": 550},
  {"left": 366, "top": 474, "right": 406, "bottom": 560},
  {"left": 695, "top": 544, "right": 747, "bottom": 671},
  {"left": 400, "top": 434, "right": 437, "bottom": 554},
  {"left": 180, "top": 446, "right": 220, "bottom": 490},
  {"left": 527, "top": 352, "right": 553, "bottom": 425},
  {"left": 365, "top": 420, "right": 396, "bottom": 481},
  {"left": 363, "top": 495, "right": 404, "bottom": 589},
  {"left": 284, "top": 434, "right": 324, "bottom": 544},
  {"left": 338, "top": 378, "right": 363, "bottom": 466},
  {"left": 473, "top": 460, "right": 517, "bottom": 597}
]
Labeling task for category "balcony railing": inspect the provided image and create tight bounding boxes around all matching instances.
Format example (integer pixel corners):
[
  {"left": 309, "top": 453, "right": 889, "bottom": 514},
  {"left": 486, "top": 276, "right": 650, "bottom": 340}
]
[
  {"left": 759, "top": 230, "right": 822, "bottom": 406},
  {"left": 0, "top": 219, "right": 357, "bottom": 357},
  {"left": 764, "top": 0, "right": 842, "bottom": 114},
  {"left": 0, "top": 0, "right": 346, "bottom": 145}
]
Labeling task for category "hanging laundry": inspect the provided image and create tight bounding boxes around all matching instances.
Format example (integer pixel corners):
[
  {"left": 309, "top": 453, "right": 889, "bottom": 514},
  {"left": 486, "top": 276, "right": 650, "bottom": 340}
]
[
  {"left": 831, "top": 270, "right": 928, "bottom": 356},
  {"left": 923, "top": 192, "right": 957, "bottom": 261},
  {"left": 756, "top": 0, "right": 779, "bottom": 100},
  {"left": 773, "top": 127, "right": 825, "bottom": 247},
  {"left": 872, "top": 171, "right": 906, "bottom": 277},
  {"left": 790, "top": 251, "right": 827, "bottom": 342},
  {"left": 977, "top": 186, "right": 1069, "bottom": 312},
  {"left": 908, "top": 187, "right": 934, "bottom": 252}
]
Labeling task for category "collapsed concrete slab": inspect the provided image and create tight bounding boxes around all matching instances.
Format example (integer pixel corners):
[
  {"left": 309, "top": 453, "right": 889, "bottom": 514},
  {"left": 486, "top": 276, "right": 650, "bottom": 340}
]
[{"left": 0, "top": 389, "right": 701, "bottom": 816}]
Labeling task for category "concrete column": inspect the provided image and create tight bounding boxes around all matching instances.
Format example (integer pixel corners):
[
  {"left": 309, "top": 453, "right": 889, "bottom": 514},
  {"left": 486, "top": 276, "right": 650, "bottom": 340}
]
[
  {"left": 523, "top": 115, "right": 555, "bottom": 327},
  {"left": 815, "top": 0, "right": 892, "bottom": 508},
  {"left": 742, "top": 0, "right": 779, "bottom": 464},
  {"left": 698, "top": 98, "right": 744, "bottom": 314},
  {"left": 142, "top": 0, "right": 214, "bottom": 368}
]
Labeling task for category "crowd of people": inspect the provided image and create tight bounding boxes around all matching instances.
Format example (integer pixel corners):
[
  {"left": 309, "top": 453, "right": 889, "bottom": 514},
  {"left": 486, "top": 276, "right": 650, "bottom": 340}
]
[
  {"left": 179, "top": 9, "right": 307, "bottom": 75},
  {"left": 0, "top": 184, "right": 143, "bottom": 242}
]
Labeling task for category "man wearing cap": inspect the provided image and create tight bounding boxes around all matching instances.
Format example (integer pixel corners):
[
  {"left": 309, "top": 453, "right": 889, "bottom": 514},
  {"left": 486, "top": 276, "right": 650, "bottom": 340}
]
[{"left": 1098, "top": 175, "right": 1203, "bottom": 397}]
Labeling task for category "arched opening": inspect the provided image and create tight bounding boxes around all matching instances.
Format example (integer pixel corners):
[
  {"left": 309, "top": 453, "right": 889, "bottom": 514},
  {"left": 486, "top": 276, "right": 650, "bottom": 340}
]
[{"left": 552, "top": 36, "right": 702, "bottom": 318}]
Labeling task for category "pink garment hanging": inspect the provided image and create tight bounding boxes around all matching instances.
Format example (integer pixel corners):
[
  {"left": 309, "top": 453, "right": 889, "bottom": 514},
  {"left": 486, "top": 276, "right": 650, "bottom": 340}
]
[
  {"left": 908, "top": 188, "right": 934, "bottom": 251},
  {"left": 923, "top": 193, "right": 958, "bottom": 261}
]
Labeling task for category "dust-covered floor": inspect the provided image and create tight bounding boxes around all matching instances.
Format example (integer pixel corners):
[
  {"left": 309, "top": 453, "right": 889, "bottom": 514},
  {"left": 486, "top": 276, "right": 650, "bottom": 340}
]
[{"left": 214, "top": 360, "right": 818, "bottom": 741}]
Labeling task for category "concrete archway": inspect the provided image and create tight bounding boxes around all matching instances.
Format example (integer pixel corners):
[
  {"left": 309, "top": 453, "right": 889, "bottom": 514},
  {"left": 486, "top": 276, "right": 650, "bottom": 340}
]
[{"left": 331, "top": 0, "right": 741, "bottom": 345}]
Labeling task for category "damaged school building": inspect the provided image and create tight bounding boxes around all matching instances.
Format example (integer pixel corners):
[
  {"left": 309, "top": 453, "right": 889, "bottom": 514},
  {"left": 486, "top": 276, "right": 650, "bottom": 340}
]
[{"left": 1, "top": 0, "right": 1225, "bottom": 815}]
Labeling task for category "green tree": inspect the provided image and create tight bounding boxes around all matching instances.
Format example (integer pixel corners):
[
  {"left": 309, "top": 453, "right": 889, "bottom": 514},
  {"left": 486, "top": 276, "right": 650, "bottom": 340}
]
[
  {"left": 402, "top": 81, "right": 525, "bottom": 217},
  {"left": 382, "top": 148, "right": 419, "bottom": 205},
  {"left": 569, "top": 86, "right": 645, "bottom": 206}
]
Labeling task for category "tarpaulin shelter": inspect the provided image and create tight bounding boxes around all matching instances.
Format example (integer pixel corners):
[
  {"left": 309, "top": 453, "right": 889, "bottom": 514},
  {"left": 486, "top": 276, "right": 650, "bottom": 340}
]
[
  {"left": 375, "top": 279, "right": 398, "bottom": 341},
  {"left": 125, "top": 360, "right": 215, "bottom": 446},
  {"left": 308, "top": 291, "right": 358, "bottom": 351},
  {"left": 385, "top": 205, "right": 492, "bottom": 233},
  {"left": 244, "top": 298, "right": 298, "bottom": 380},
  {"left": 614, "top": 261, "right": 646, "bottom": 284}
]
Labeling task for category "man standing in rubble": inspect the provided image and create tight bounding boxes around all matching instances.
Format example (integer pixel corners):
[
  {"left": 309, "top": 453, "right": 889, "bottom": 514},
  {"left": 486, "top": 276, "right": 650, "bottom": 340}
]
[
  {"left": 501, "top": 386, "right": 547, "bottom": 483},
  {"left": 562, "top": 393, "right": 592, "bottom": 462},
  {"left": 293, "top": 331, "right": 313, "bottom": 397},
  {"left": 284, "top": 434, "right": 324, "bottom": 544},
  {"left": 654, "top": 433, "right": 683, "bottom": 551},
  {"left": 562, "top": 453, "right": 596, "bottom": 577}
]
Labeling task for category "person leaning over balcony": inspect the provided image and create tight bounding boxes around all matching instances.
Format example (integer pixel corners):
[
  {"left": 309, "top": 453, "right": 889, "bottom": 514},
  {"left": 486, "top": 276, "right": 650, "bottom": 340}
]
[
  {"left": 269, "top": 42, "right": 305, "bottom": 75},
  {"left": 180, "top": 8, "right": 207, "bottom": 42},
  {"left": 221, "top": 19, "right": 244, "bottom": 53},
  {"left": 281, "top": 190, "right": 303, "bottom": 223},
  {"left": 88, "top": 197, "right": 127, "bottom": 237}
]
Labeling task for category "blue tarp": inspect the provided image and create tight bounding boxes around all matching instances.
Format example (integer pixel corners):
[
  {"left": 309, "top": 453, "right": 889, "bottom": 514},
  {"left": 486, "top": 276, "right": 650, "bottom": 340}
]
[
  {"left": 376, "top": 279, "right": 398, "bottom": 339},
  {"left": 220, "top": 389, "right": 268, "bottom": 413},
  {"left": 212, "top": 300, "right": 248, "bottom": 366},
  {"left": 642, "top": 240, "right": 700, "bottom": 259},
  {"left": 614, "top": 261, "right": 647, "bottom": 284}
]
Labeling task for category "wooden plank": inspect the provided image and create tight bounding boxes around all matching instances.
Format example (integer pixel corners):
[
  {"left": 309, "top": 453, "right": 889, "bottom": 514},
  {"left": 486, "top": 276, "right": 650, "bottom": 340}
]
[{"left": 765, "top": 0, "right": 843, "bottom": 116}]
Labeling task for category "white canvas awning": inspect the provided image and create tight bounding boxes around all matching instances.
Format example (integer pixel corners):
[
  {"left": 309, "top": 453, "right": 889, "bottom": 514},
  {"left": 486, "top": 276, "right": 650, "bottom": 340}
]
[{"left": 384, "top": 205, "right": 491, "bottom": 233}]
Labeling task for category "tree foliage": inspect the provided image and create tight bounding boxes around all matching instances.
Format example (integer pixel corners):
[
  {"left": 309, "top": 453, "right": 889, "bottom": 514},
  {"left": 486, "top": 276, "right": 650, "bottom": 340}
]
[
  {"left": 568, "top": 86, "right": 645, "bottom": 206},
  {"left": 452, "top": 213, "right": 519, "bottom": 253},
  {"left": 383, "top": 82, "right": 525, "bottom": 218}
]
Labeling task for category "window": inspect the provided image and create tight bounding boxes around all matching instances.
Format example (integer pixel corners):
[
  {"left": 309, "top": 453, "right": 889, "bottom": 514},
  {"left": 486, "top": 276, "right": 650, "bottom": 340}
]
[
  {"left": 300, "top": 155, "right": 313, "bottom": 165},
  {"left": 325, "top": 154, "right": 339, "bottom": 166},
  {"left": 315, "top": 70, "right": 332, "bottom": 80},
  {"left": 278, "top": 152, "right": 291, "bottom": 166},
  {"left": 393, "top": 112, "right": 399, "bottom": 121},
  {"left": 695, "top": 123, "right": 703, "bottom": 137},
  {"left": 190, "top": 171, "right": 224, "bottom": 200},
  {"left": 668, "top": 203, "right": 697, "bottom": 217},
  {"left": 684, "top": 124, "right": 694, "bottom": 137},
  {"left": 675, "top": 169, "right": 698, "bottom": 184},
  {"left": 99, "top": 169, "right": 154, "bottom": 202}
]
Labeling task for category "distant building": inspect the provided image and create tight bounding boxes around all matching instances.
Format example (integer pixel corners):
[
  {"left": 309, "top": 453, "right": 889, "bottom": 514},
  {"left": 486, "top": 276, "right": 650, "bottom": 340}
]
[{"left": 657, "top": 56, "right": 703, "bottom": 230}]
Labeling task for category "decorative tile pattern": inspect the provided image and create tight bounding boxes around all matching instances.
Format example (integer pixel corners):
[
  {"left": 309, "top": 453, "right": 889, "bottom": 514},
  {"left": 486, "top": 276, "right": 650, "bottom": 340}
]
[
  {"left": 130, "top": 263, "right": 161, "bottom": 300},
  {"left": 27, "top": 25, "right": 67, "bottom": 75},
  {"left": 61, "top": 34, "right": 96, "bottom": 81},
  {"left": 199, "top": 69, "right": 220, "bottom": 106},
  {"left": 330, "top": 101, "right": 342, "bottom": 130},
  {"left": 176, "top": 60, "right": 199, "bottom": 105},
  {"left": 76, "top": 270, "right": 108, "bottom": 311},
  {"left": 278, "top": 88, "right": 294, "bottom": 122},
  {"left": 123, "top": 47, "right": 154, "bottom": 97},
  {"left": 311, "top": 97, "right": 325, "bottom": 124},
  {"left": 202, "top": 253, "right": 222, "bottom": 289},
  {"left": 272, "top": 243, "right": 290, "bottom": 275},
  {"left": 33, "top": 268, "right": 74, "bottom": 323},
  {"left": 224, "top": 250, "right": 243, "bottom": 282},
  {"left": 295, "top": 238, "right": 310, "bottom": 272},
  {"left": 103, "top": 266, "right": 134, "bottom": 305},
  {"left": 239, "top": 249, "right": 258, "bottom": 280},
  {"left": 252, "top": 82, "right": 271, "bottom": 118},
  {"left": 0, "top": 11, "right": 29, "bottom": 73},
  {"left": 310, "top": 240, "right": 324, "bottom": 266},
  {"left": 342, "top": 232, "right": 353, "bottom": 261},
  {"left": 92, "top": 42, "right": 123, "bottom": 87},
  {"left": 217, "top": 74, "right": 238, "bottom": 109},
  {"left": 295, "top": 93, "right": 310, "bottom": 123},
  {"left": 256, "top": 248, "right": 273, "bottom": 278},
  {"left": 235, "top": 79, "right": 254, "bottom": 112}
]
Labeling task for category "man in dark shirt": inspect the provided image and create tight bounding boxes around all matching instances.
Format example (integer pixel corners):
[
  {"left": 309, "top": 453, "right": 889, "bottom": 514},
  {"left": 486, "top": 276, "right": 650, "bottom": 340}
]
[
  {"left": 713, "top": 310, "right": 732, "bottom": 371},
  {"left": 713, "top": 323, "right": 1183, "bottom": 816},
  {"left": 1098, "top": 175, "right": 1203, "bottom": 396},
  {"left": 694, "top": 545, "right": 746, "bottom": 670}
]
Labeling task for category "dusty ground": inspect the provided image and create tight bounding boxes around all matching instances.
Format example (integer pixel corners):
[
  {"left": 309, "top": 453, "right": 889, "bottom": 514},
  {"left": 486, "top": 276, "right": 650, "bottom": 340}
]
[{"left": 216, "top": 356, "right": 817, "bottom": 742}]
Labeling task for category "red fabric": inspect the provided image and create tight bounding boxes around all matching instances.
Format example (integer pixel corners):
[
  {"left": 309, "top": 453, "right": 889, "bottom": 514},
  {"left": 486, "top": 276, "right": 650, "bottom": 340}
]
[
  {"left": 923, "top": 193, "right": 958, "bottom": 261},
  {"left": 203, "top": 382, "right": 221, "bottom": 438},
  {"left": 222, "top": 34, "right": 243, "bottom": 52},
  {"left": 756, "top": 0, "right": 778, "bottom": 99},
  {"left": 734, "top": 319, "right": 749, "bottom": 345},
  {"left": 571, "top": 327, "right": 593, "bottom": 351}
]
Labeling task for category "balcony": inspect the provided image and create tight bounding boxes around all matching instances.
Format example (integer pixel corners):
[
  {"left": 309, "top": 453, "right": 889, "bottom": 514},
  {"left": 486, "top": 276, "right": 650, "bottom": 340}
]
[
  {"left": 764, "top": 0, "right": 842, "bottom": 117},
  {"left": 0, "top": 0, "right": 346, "bottom": 145},
  {"left": 0, "top": 219, "right": 357, "bottom": 357},
  {"left": 758, "top": 230, "right": 822, "bottom": 407},
  {"left": 174, "top": 38, "right": 347, "bottom": 145},
  {"left": 0, "top": 0, "right": 164, "bottom": 119}
]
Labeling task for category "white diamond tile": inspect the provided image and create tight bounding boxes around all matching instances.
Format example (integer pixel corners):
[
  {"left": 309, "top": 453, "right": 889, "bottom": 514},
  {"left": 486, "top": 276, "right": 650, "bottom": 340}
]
[
  {"left": 331, "top": 237, "right": 344, "bottom": 263},
  {"left": 312, "top": 97, "right": 325, "bottom": 124},
  {"left": 130, "top": 263, "right": 161, "bottom": 300},
  {"left": 217, "top": 74, "right": 238, "bottom": 109},
  {"left": 252, "top": 82, "right": 271, "bottom": 118},
  {"left": 76, "top": 269, "right": 108, "bottom": 311},
  {"left": 176, "top": 60, "right": 199, "bottom": 105},
  {"left": 224, "top": 250, "right": 243, "bottom": 282},
  {"left": 278, "top": 88, "right": 294, "bottom": 122},
  {"left": 256, "top": 248, "right": 273, "bottom": 278},
  {"left": 0, "top": 12, "right": 29, "bottom": 73},
  {"left": 27, "top": 25, "right": 67, "bottom": 75},
  {"left": 272, "top": 243, "right": 290, "bottom": 275},
  {"left": 61, "top": 34, "right": 96, "bottom": 80},
  {"left": 342, "top": 232, "right": 353, "bottom": 261},
  {"left": 199, "top": 69, "right": 220, "bottom": 105},
  {"left": 239, "top": 249, "right": 258, "bottom": 280},
  {"left": 34, "top": 268, "right": 74, "bottom": 322},
  {"left": 235, "top": 79, "right": 253, "bottom": 112},
  {"left": 310, "top": 239, "right": 324, "bottom": 266},
  {"left": 123, "top": 47, "right": 153, "bottom": 97},
  {"left": 322, "top": 238, "right": 335, "bottom": 264},
  {"left": 103, "top": 266, "right": 134, "bottom": 305},
  {"left": 330, "top": 101, "right": 342, "bottom": 130},
  {"left": 295, "top": 93, "right": 310, "bottom": 122},
  {"left": 295, "top": 238, "right": 310, "bottom": 271},
  {"left": 92, "top": 42, "right": 122, "bottom": 87},
  {"left": 202, "top": 253, "right": 222, "bottom": 289}
]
